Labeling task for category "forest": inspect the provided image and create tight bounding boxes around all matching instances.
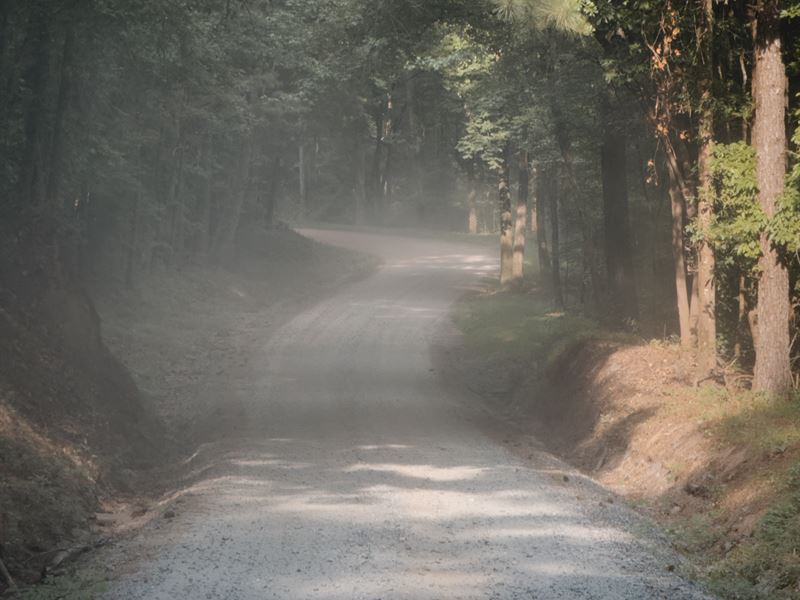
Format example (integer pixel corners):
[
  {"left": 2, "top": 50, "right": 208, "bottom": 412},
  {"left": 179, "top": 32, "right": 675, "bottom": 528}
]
[
  {"left": 3, "top": 0, "right": 800, "bottom": 392},
  {"left": 2, "top": 0, "right": 800, "bottom": 598}
]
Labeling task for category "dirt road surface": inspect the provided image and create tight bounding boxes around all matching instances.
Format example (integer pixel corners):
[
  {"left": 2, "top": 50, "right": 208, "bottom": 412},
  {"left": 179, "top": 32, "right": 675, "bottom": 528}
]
[{"left": 103, "top": 229, "right": 714, "bottom": 600}]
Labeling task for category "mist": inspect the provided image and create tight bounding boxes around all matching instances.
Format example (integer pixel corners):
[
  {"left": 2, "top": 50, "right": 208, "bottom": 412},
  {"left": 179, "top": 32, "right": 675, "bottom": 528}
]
[{"left": 1, "top": 1, "right": 800, "bottom": 598}]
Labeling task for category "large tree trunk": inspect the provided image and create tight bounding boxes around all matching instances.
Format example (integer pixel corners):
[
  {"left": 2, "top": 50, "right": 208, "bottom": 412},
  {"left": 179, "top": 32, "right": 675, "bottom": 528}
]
[
  {"left": 694, "top": 0, "right": 717, "bottom": 374},
  {"left": 601, "top": 124, "right": 638, "bottom": 321},
  {"left": 662, "top": 144, "right": 693, "bottom": 347},
  {"left": 499, "top": 157, "right": 513, "bottom": 286},
  {"left": 752, "top": 0, "right": 792, "bottom": 395},
  {"left": 511, "top": 150, "right": 528, "bottom": 283}
]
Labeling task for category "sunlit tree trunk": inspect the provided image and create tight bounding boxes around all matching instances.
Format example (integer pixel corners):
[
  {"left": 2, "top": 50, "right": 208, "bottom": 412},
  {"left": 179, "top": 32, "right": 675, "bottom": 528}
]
[
  {"left": 752, "top": 0, "right": 792, "bottom": 395},
  {"left": 499, "top": 155, "right": 513, "bottom": 286},
  {"left": 511, "top": 150, "right": 528, "bottom": 284},
  {"left": 550, "top": 169, "right": 563, "bottom": 308},
  {"left": 734, "top": 274, "right": 747, "bottom": 361},
  {"left": 660, "top": 140, "right": 693, "bottom": 348},
  {"left": 468, "top": 189, "right": 478, "bottom": 234},
  {"left": 695, "top": 0, "right": 717, "bottom": 375}
]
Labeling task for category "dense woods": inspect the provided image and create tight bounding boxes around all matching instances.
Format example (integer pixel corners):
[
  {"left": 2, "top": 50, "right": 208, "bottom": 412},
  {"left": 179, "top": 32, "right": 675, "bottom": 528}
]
[{"left": 2, "top": 0, "right": 800, "bottom": 403}]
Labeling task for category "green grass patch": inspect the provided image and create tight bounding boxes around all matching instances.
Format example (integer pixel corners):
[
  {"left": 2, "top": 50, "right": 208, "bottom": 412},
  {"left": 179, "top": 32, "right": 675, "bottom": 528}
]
[
  {"left": 717, "top": 394, "right": 800, "bottom": 456},
  {"left": 708, "top": 461, "right": 800, "bottom": 599},
  {"left": 451, "top": 285, "right": 606, "bottom": 380}
]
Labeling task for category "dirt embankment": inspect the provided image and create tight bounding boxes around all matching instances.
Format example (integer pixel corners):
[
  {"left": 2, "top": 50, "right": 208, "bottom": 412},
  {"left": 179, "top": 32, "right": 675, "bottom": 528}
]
[
  {"left": 0, "top": 225, "right": 376, "bottom": 590},
  {"left": 445, "top": 286, "right": 800, "bottom": 599}
]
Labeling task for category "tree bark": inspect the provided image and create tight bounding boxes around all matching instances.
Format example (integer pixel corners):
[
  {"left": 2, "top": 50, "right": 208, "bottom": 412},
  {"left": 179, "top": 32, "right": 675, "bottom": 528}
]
[
  {"left": 543, "top": 164, "right": 563, "bottom": 307},
  {"left": 511, "top": 150, "right": 528, "bottom": 283},
  {"left": 535, "top": 166, "right": 550, "bottom": 278},
  {"left": 601, "top": 123, "right": 638, "bottom": 321},
  {"left": 734, "top": 273, "right": 747, "bottom": 361},
  {"left": 499, "top": 156, "right": 513, "bottom": 286},
  {"left": 668, "top": 189, "right": 692, "bottom": 347},
  {"left": 752, "top": 0, "right": 792, "bottom": 395},
  {"left": 694, "top": 0, "right": 717, "bottom": 373},
  {"left": 696, "top": 110, "right": 717, "bottom": 370},
  {"left": 468, "top": 190, "right": 478, "bottom": 234}
]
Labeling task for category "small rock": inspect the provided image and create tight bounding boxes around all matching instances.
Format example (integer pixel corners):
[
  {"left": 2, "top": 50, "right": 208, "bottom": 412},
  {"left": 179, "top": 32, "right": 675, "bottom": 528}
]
[{"left": 163, "top": 510, "right": 176, "bottom": 519}]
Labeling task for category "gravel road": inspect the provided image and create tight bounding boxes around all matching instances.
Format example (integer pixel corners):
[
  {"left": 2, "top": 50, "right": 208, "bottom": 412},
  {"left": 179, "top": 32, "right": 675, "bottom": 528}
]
[{"left": 103, "top": 229, "right": 715, "bottom": 600}]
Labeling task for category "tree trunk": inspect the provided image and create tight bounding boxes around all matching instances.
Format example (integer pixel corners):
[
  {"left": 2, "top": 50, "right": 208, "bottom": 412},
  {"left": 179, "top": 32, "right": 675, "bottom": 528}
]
[
  {"left": 734, "top": 274, "right": 747, "bottom": 361},
  {"left": 499, "top": 157, "right": 513, "bottom": 286},
  {"left": 264, "top": 156, "right": 280, "bottom": 229},
  {"left": 663, "top": 148, "right": 693, "bottom": 347},
  {"left": 545, "top": 164, "right": 563, "bottom": 307},
  {"left": 601, "top": 124, "right": 638, "bottom": 321},
  {"left": 298, "top": 142, "right": 307, "bottom": 215},
  {"left": 535, "top": 167, "right": 550, "bottom": 277},
  {"left": 369, "top": 111, "right": 383, "bottom": 216},
  {"left": 752, "top": 0, "right": 792, "bottom": 395},
  {"left": 468, "top": 189, "right": 478, "bottom": 234},
  {"left": 696, "top": 14, "right": 717, "bottom": 374},
  {"left": 511, "top": 150, "right": 528, "bottom": 283},
  {"left": 125, "top": 190, "right": 140, "bottom": 289}
]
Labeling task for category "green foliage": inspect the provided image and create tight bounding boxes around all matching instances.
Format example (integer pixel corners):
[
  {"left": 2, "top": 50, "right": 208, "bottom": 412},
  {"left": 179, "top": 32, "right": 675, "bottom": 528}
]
[
  {"left": 493, "top": 0, "right": 594, "bottom": 35},
  {"left": 701, "top": 139, "right": 800, "bottom": 269},
  {"left": 774, "top": 95, "right": 800, "bottom": 253},
  {"left": 703, "top": 142, "right": 763, "bottom": 270}
]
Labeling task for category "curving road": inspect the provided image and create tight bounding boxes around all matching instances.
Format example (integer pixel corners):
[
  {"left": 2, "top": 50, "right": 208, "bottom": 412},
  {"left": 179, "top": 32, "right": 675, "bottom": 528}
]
[{"left": 105, "top": 229, "right": 714, "bottom": 600}]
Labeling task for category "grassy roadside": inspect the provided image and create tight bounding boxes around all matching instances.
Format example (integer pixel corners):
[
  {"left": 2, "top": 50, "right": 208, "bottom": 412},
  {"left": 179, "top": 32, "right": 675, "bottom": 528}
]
[{"left": 451, "top": 277, "right": 800, "bottom": 600}]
